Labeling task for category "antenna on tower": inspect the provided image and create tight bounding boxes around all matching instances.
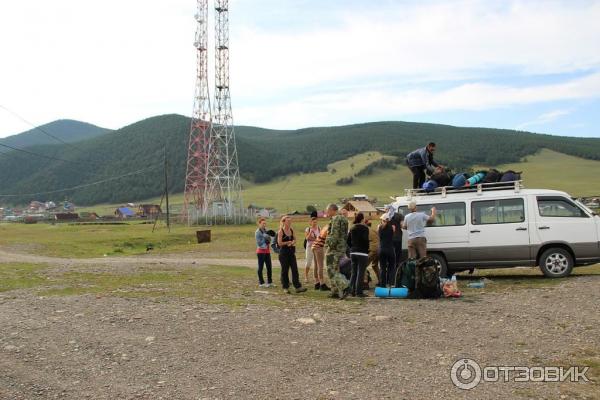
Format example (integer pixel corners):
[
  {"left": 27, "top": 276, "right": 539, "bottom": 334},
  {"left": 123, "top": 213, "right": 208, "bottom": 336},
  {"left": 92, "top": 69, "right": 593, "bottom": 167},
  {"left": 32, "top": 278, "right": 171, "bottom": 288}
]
[{"left": 183, "top": 0, "right": 243, "bottom": 225}]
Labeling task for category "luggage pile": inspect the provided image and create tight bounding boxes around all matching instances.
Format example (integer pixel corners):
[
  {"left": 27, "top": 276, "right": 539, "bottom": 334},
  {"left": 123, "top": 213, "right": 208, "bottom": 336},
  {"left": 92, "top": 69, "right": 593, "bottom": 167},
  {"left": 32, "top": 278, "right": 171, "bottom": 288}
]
[
  {"left": 422, "top": 168, "right": 522, "bottom": 192},
  {"left": 375, "top": 256, "right": 459, "bottom": 299}
]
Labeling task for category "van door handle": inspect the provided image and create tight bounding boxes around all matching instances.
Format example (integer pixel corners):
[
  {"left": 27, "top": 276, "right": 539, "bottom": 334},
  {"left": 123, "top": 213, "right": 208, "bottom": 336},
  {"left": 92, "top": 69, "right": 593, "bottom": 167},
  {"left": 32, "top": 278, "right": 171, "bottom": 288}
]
[
  {"left": 470, "top": 230, "right": 481, "bottom": 233},
  {"left": 539, "top": 226, "right": 550, "bottom": 230},
  {"left": 516, "top": 227, "right": 527, "bottom": 231}
]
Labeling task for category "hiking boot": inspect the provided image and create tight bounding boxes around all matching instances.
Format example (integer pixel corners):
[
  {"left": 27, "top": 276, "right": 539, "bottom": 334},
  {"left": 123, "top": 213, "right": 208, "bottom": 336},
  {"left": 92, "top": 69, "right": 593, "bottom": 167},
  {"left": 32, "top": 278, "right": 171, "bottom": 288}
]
[
  {"left": 314, "top": 283, "right": 321, "bottom": 290},
  {"left": 339, "top": 287, "right": 351, "bottom": 300},
  {"left": 319, "top": 284, "right": 331, "bottom": 291},
  {"left": 295, "top": 287, "right": 307, "bottom": 294}
]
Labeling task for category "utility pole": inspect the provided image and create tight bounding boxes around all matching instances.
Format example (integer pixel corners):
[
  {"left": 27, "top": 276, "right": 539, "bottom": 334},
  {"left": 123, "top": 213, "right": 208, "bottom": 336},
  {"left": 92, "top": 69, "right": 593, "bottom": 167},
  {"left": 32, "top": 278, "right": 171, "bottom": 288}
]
[{"left": 164, "top": 146, "right": 171, "bottom": 232}]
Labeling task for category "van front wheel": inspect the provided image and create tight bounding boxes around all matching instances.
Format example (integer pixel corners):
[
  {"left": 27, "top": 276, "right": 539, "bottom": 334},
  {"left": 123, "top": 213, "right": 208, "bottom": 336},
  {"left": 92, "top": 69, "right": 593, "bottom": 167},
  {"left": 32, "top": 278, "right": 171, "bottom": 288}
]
[
  {"left": 539, "top": 248, "right": 573, "bottom": 278},
  {"left": 429, "top": 253, "right": 450, "bottom": 278}
]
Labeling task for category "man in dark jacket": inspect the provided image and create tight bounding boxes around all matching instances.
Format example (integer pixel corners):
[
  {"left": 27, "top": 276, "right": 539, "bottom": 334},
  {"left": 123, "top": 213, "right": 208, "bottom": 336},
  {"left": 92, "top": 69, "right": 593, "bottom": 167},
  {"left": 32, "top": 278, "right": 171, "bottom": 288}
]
[{"left": 406, "top": 142, "right": 440, "bottom": 189}]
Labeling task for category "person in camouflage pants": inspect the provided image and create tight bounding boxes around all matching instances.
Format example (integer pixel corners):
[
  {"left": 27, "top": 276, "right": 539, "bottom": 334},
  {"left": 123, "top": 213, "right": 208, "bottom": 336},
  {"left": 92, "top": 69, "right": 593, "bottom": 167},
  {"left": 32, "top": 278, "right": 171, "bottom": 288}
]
[{"left": 324, "top": 203, "right": 350, "bottom": 299}]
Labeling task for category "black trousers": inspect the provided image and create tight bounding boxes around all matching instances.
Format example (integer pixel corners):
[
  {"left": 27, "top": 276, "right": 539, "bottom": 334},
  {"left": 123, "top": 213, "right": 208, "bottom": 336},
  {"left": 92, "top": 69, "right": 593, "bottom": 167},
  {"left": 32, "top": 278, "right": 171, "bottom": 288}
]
[
  {"left": 279, "top": 251, "right": 301, "bottom": 289},
  {"left": 393, "top": 241, "right": 403, "bottom": 269},
  {"left": 257, "top": 253, "right": 273, "bottom": 285},
  {"left": 349, "top": 254, "right": 369, "bottom": 295},
  {"left": 378, "top": 248, "right": 396, "bottom": 287},
  {"left": 409, "top": 166, "right": 426, "bottom": 189}
]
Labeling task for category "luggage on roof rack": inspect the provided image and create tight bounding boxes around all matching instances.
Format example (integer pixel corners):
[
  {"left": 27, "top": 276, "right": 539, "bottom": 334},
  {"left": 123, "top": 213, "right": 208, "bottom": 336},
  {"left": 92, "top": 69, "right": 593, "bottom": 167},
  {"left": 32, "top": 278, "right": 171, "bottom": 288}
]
[{"left": 404, "top": 180, "right": 524, "bottom": 199}]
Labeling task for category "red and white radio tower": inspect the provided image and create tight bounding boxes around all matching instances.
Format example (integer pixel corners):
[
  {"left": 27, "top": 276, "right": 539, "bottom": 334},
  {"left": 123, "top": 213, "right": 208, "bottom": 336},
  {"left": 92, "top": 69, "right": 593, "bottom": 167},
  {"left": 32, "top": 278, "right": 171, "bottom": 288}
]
[{"left": 183, "top": 0, "right": 242, "bottom": 224}]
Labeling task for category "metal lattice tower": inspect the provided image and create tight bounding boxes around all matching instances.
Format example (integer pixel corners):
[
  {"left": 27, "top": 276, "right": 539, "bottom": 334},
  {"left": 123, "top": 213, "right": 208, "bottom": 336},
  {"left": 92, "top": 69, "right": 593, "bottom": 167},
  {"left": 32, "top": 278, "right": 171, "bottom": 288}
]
[
  {"left": 204, "top": 0, "right": 243, "bottom": 224},
  {"left": 183, "top": 0, "right": 211, "bottom": 224},
  {"left": 183, "top": 0, "right": 242, "bottom": 224}
]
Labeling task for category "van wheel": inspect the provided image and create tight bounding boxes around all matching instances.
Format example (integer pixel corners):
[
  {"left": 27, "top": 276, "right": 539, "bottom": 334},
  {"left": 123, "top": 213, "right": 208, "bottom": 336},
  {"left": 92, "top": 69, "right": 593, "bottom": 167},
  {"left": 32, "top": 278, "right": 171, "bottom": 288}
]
[
  {"left": 539, "top": 248, "right": 573, "bottom": 278},
  {"left": 429, "top": 253, "right": 450, "bottom": 278}
]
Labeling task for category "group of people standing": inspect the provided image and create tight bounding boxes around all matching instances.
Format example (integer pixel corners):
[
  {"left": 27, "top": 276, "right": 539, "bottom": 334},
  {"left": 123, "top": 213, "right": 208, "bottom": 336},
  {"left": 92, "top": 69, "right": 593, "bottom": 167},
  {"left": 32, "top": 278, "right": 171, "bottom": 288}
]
[{"left": 254, "top": 200, "right": 435, "bottom": 299}]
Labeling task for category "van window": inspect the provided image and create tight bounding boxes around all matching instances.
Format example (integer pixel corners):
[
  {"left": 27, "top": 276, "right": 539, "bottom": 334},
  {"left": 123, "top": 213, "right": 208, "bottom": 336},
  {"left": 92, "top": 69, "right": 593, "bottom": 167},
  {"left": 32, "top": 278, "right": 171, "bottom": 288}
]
[
  {"left": 472, "top": 198, "right": 525, "bottom": 225},
  {"left": 400, "top": 202, "right": 466, "bottom": 227},
  {"left": 537, "top": 196, "right": 588, "bottom": 218}
]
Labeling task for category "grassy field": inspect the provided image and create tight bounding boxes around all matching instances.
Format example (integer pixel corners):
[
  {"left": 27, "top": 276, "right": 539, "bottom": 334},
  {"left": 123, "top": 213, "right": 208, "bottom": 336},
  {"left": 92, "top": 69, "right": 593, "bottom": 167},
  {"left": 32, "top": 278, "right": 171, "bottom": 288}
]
[
  {"left": 492, "top": 148, "right": 600, "bottom": 196},
  {"left": 78, "top": 148, "right": 600, "bottom": 216},
  {"left": 0, "top": 220, "right": 263, "bottom": 258}
]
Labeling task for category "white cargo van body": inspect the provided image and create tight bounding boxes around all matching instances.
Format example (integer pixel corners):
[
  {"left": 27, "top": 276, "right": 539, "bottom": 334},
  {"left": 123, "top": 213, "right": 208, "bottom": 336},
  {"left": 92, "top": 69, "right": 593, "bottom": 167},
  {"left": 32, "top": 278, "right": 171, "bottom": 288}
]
[{"left": 391, "top": 184, "right": 600, "bottom": 277}]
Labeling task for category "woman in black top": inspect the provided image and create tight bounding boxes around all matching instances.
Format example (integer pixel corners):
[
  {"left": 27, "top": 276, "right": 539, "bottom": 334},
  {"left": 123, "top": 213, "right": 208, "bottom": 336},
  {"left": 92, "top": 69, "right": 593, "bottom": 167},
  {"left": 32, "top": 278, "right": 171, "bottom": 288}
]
[
  {"left": 277, "top": 215, "right": 307, "bottom": 294},
  {"left": 378, "top": 213, "right": 396, "bottom": 287},
  {"left": 347, "top": 212, "right": 370, "bottom": 297}
]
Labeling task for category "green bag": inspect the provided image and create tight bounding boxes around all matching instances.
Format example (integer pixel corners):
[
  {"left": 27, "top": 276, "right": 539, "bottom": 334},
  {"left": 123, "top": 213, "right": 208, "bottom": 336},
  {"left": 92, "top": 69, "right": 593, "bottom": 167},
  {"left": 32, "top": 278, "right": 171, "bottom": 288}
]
[{"left": 396, "top": 259, "right": 416, "bottom": 291}]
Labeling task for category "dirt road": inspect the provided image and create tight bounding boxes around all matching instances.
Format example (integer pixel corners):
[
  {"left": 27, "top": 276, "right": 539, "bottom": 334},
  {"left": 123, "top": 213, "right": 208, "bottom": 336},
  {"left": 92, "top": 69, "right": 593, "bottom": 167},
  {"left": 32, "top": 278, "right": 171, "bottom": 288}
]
[{"left": 0, "top": 248, "right": 598, "bottom": 399}]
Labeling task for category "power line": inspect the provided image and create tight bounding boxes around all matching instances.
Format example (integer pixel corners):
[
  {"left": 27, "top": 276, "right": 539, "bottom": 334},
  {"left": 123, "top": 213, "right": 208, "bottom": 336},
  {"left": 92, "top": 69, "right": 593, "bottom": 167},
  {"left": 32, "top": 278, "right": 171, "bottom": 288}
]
[
  {"left": 0, "top": 142, "right": 90, "bottom": 165},
  {"left": 0, "top": 104, "right": 109, "bottom": 167},
  {"left": 0, "top": 104, "right": 87, "bottom": 151},
  {"left": 0, "top": 164, "right": 161, "bottom": 198}
]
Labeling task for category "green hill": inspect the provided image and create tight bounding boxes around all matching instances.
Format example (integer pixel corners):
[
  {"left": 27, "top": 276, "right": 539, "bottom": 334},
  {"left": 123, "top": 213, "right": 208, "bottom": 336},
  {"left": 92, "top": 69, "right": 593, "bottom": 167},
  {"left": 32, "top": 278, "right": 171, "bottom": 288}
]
[
  {"left": 79, "top": 148, "right": 600, "bottom": 216},
  {"left": 1, "top": 114, "right": 600, "bottom": 206},
  {"left": 0, "top": 119, "right": 111, "bottom": 148}
]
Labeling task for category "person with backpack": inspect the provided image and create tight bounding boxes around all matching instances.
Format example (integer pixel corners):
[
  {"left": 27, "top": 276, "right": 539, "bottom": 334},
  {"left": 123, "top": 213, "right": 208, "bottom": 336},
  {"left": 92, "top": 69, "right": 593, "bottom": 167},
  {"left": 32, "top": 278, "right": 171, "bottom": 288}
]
[
  {"left": 401, "top": 201, "right": 437, "bottom": 259},
  {"left": 303, "top": 217, "right": 320, "bottom": 285},
  {"left": 255, "top": 218, "right": 274, "bottom": 288},
  {"left": 377, "top": 212, "right": 396, "bottom": 287},
  {"left": 406, "top": 142, "right": 441, "bottom": 189},
  {"left": 277, "top": 215, "right": 307, "bottom": 294},
  {"left": 311, "top": 224, "right": 331, "bottom": 291},
  {"left": 324, "top": 203, "right": 350, "bottom": 299},
  {"left": 347, "top": 212, "right": 370, "bottom": 297}
]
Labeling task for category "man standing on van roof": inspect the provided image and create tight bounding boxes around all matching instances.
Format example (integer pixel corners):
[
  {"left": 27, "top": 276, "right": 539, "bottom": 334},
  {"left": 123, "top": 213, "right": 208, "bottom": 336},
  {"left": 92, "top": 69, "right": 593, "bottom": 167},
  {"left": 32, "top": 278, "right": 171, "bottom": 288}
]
[
  {"left": 406, "top": 142, "right": 440, "bottom": 189},
  {"left": 402, "top": 201, "right": 436, "bottom": 259}
]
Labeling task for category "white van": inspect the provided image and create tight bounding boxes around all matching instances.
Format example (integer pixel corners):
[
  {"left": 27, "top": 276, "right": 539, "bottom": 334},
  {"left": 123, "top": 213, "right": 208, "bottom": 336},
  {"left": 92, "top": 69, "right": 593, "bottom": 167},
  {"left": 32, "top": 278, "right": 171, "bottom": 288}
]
[{"left": 390, "top": 182, "right": 600, "bottom": 278}]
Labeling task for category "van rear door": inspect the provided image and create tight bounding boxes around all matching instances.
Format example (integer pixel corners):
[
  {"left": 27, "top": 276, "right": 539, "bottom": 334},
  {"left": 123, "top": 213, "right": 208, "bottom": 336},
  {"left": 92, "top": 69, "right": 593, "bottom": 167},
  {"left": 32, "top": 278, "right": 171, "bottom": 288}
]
[{"left": 469, "top": 197, "right": 532, "bottom": 266}]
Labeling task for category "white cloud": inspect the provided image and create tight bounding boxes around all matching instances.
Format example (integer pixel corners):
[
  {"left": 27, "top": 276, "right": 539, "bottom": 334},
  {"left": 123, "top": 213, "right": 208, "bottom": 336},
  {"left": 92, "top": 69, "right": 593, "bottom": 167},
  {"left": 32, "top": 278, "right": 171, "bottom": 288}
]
[
  {"left": 232, "top": 0, "right": 600, "bottom": 98},
  {"left": 236, "top": 71, "right": 600, "bottom": 128},
  {"left": 0, "top": 1, "right": 599, "bottom": 136},
  {"left": 516, "top": 109, "right": 571, "bottom": 130}
]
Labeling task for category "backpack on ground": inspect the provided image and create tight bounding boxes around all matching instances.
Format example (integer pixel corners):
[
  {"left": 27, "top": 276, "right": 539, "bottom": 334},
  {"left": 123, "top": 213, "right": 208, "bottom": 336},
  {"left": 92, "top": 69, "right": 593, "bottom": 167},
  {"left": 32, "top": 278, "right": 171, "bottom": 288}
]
[
  {"left": 413, "top": 256, "right": 442, "bottom": 299},
  {"left": 395, "top": 259, "right": 416, "bottom": 291}
]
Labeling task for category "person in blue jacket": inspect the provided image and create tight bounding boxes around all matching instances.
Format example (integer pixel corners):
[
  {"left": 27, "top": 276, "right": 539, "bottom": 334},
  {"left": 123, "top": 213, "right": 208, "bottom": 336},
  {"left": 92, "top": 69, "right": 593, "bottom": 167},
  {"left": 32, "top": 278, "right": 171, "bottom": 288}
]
[{"left": 406, "top": 142, "right": 440, "bottom": 189}]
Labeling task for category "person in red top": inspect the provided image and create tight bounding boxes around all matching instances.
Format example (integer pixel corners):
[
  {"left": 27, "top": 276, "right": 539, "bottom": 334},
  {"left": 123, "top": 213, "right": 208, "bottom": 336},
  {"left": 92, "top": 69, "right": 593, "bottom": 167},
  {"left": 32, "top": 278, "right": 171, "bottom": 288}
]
[{"left": 255, "top": 218, "right": 274, "bottom": 288}]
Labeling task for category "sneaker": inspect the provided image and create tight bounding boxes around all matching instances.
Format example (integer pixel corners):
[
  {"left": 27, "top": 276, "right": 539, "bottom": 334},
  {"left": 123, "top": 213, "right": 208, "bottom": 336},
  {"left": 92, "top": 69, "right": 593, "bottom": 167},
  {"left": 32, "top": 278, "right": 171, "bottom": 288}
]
[
  {"left": 295, "top": 287, "right": 307, "bottom": 293},
  {"left": 266, "top": 283, "right": 276, "bottom": 288},
  {"left": 314, "top": 283, "right": 321, "bottom": 290},
  {"left": 357, "top": 293, "right": 369, "bottom": 298},
  {"left": 328, "top": 293, "right": 339, "bottom": 299},
  {"left": 319, "top": 284, "right": 331, "bottom": 291},
  {"left": 258, "top": 283, "right": 266, "bottom": 288},
  {"left": 283, "top": 288, "right": 291, "bottom": 294}
]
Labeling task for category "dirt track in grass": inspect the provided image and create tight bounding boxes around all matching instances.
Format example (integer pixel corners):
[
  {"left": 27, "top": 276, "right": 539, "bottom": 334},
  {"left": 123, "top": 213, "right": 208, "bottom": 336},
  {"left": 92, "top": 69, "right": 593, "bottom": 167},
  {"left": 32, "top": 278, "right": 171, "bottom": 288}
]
[{"left": 0, "top": 246, "right": 599, "bottom": 399}]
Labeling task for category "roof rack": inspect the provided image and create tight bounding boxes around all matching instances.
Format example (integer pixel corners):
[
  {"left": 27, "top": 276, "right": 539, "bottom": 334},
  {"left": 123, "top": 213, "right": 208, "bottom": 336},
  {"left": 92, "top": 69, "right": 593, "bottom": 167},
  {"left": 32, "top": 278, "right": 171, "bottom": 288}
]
[{"left": 404, "top": 180, "right": 524, "bottom": 200}]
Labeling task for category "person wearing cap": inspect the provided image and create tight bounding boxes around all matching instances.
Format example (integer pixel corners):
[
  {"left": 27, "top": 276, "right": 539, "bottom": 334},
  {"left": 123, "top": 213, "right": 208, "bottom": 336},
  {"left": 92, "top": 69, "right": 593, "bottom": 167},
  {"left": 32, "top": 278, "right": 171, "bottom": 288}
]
[
  {"left": 401, "top": 201, "right": 437, "bottom": 259},
  {"left": 406, "top": 142, "right": 441, "bottom": 189},
  {"left": 377, "top": 211, "right": 396, "bottom": 287}
]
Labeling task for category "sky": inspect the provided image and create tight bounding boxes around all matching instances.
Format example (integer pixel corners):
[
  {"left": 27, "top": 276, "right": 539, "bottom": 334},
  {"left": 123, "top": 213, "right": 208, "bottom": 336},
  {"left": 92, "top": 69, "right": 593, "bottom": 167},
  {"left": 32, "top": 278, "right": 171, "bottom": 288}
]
[{"left": 1, "top": 0, "right": 599, "bottom": 138}]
